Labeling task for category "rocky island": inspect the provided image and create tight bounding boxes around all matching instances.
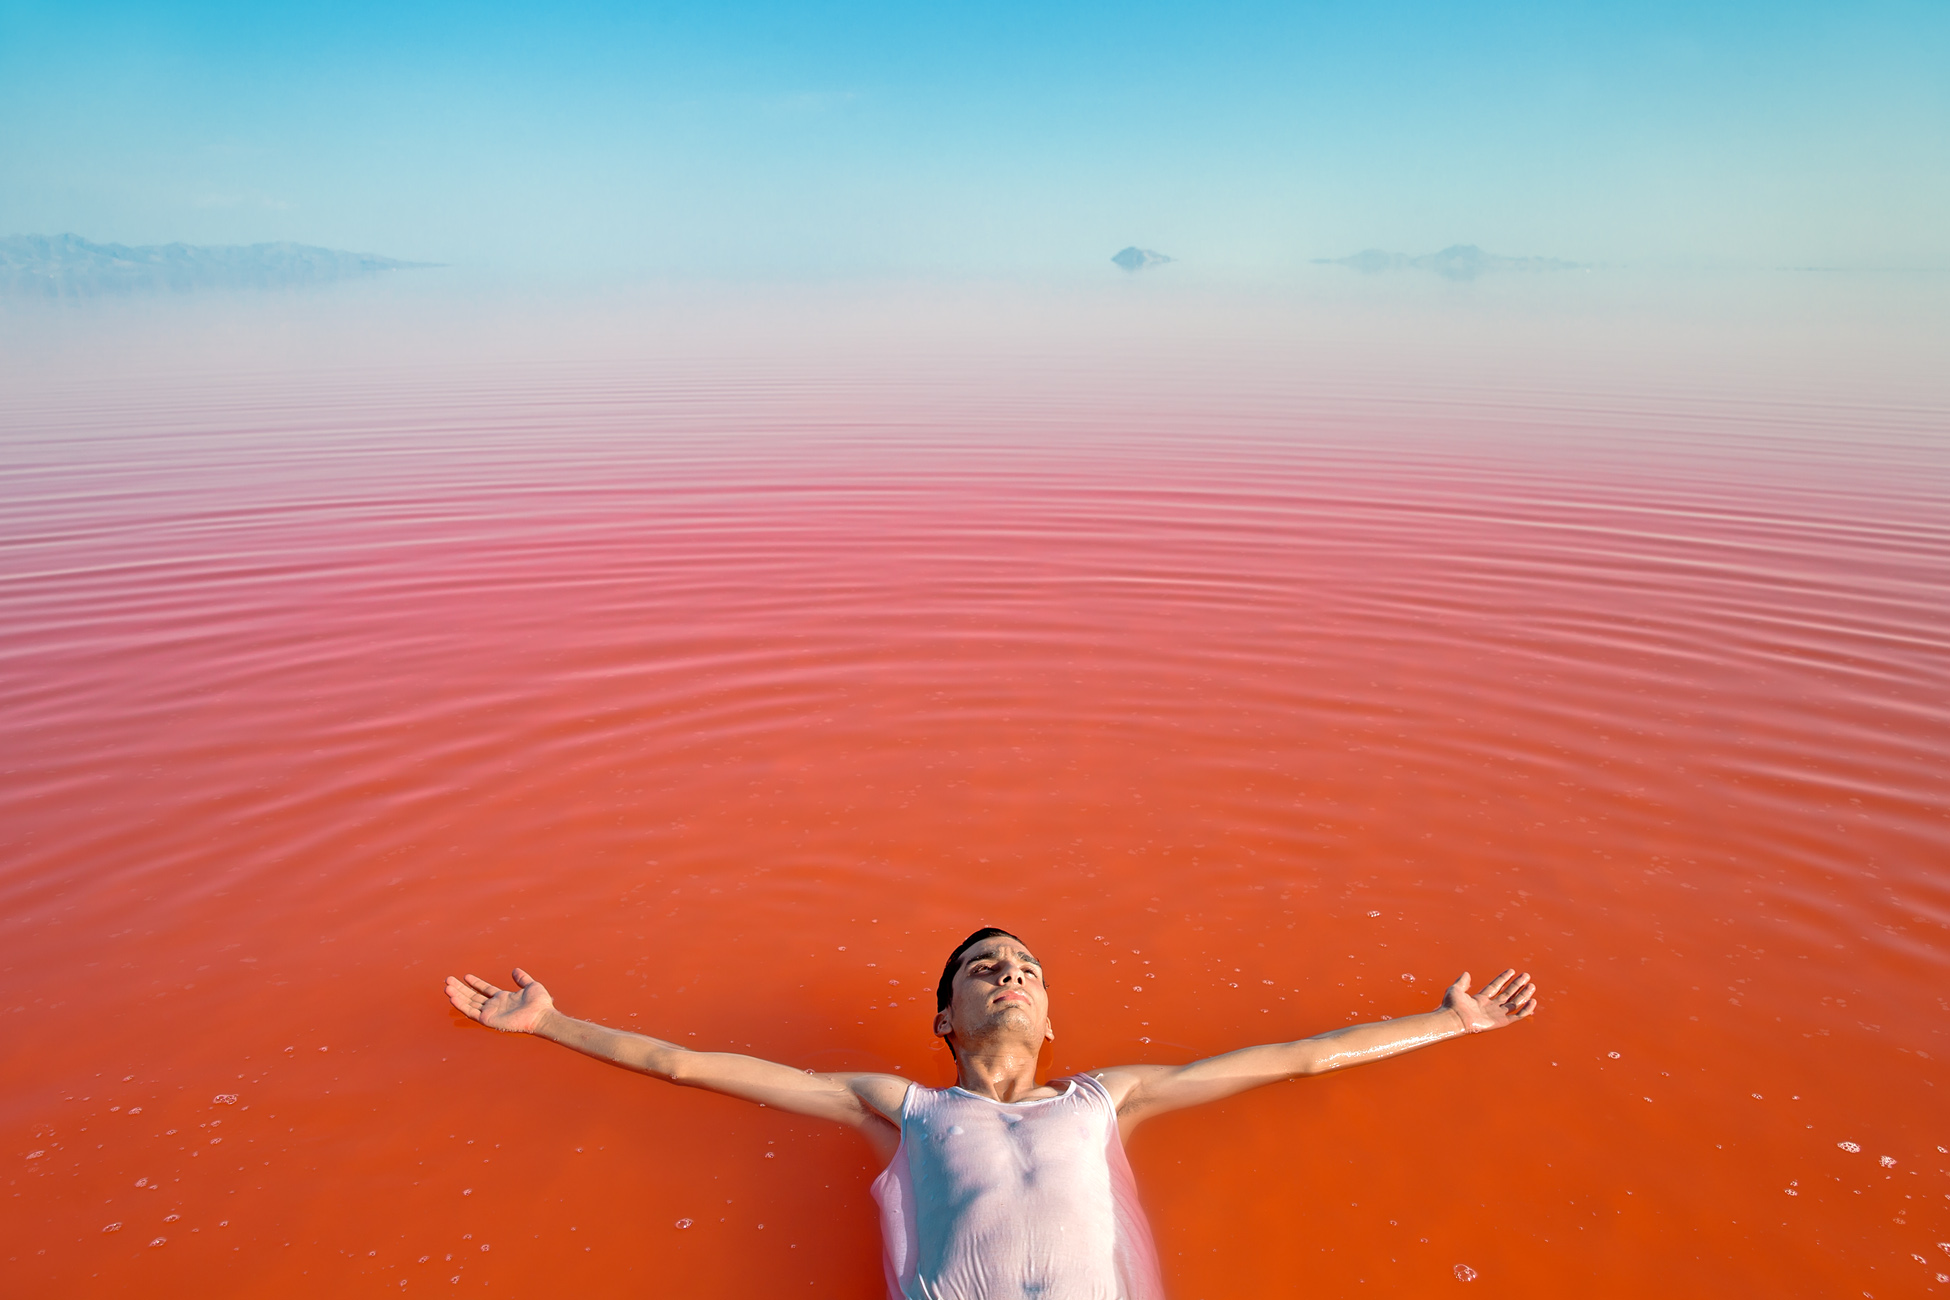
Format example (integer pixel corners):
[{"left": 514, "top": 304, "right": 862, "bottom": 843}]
[{"left": 1111, "top": 246, "right": 1174, "bottom": 271}]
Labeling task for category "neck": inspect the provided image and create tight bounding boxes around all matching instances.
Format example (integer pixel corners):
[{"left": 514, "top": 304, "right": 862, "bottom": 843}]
[{"left": 950, "top": 1034, "right": 1045, "bottom": 1101}]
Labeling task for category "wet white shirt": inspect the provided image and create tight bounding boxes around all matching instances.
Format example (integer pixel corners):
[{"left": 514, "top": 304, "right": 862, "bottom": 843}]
[{"left": 871, "top": 1074, "right": 1165, "bottom": 1300}]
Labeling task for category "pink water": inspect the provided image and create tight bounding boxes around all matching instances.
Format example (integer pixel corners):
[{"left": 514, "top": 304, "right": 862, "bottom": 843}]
[{"left": 2, "top": 277, "right": 1948, "bottom": 1297}]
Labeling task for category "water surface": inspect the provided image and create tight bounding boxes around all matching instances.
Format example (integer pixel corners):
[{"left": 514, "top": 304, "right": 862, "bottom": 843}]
[{"left": 3, "top": 274, "right": 1948, "bottom": 1297}]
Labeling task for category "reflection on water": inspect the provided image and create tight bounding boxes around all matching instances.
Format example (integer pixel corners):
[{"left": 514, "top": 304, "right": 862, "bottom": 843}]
[{"left": 1, "top": 276, "right": 1947, "bottom": 1297}]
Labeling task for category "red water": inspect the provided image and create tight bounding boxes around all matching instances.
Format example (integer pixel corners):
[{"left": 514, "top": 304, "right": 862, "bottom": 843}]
[{"left": 3, "top": 282, "right": 1949, "bottom": 1297}]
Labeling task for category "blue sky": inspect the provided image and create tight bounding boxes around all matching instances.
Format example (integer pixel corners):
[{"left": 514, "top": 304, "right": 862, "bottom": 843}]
[{"left": 2, "top": 0, "right": 1945, "bottom": 274}]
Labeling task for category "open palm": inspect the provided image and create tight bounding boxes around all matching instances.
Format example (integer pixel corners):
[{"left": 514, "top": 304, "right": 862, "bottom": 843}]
[
  {"left": 445, "top": 968, "right": 554, "bottom": 1033},
  {"left": 1442, "top": 969, "right": 1538, "bottom": 1033}
]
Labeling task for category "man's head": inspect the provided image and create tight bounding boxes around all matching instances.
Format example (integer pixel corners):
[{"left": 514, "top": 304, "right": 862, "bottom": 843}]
[{"left": 933, "top": 927, "right": 1052, "bottom": 1059}]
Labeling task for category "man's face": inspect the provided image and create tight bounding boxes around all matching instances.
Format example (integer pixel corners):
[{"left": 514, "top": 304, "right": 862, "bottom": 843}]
[{"left": 934, "top": 936, "right": 1052, "bottom": 1049}]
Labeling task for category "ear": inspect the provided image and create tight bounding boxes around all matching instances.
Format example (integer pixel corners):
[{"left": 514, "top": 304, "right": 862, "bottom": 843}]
[
  {"left": 1044, "top": 1020, "right": 1055, "bottom": 1042},
  {"left": 933, "top": 1010, "right": 952, "bottom": 1036}
]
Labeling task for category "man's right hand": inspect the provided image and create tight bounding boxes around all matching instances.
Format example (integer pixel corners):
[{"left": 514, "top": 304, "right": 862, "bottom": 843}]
[{"left": 446, "top": 968, "right": 555, "bottom": 1033}]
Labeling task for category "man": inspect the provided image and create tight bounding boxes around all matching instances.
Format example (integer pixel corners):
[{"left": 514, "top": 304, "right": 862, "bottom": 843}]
[{"left": 445, "top": 927, "right": 1537, "bottom": 1300}]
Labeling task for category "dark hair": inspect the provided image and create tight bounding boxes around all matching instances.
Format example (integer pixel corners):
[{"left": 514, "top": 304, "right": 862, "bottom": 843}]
[{"left": 936, "top": 927, "right": 1021, "bottom": 1012}]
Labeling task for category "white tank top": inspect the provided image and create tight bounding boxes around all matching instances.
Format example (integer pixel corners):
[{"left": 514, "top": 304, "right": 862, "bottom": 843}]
[{"left": 870, "top": 1074, "right": 1166, "bottom": 1300}]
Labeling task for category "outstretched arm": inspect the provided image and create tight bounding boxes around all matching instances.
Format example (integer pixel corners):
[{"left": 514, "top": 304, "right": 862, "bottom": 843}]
[
  {"left": 1099, "top": 969, "right": 1537, "bottom": 1134},
  {"left": 444, "top": 969, "right": 907, "bottom": 1159}
]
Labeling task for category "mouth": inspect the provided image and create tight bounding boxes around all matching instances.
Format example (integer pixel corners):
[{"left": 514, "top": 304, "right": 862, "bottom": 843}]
[{"left": 991, "top": 990, "right": 1030, "bottom": 1007}]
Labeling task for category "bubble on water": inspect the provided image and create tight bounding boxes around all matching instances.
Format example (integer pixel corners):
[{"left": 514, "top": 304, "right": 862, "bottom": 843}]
[
  {"left": 480, "top": 1244, "right": 490, "bottom": 1252},
  {"left": 25, "top": 1150, "right": 43, "bottom": 1160},
  {"left": 419, "top": 1256, "right": 429, "bottom": 1263},
  {"left": 123, "top": 1075, "right": 134, "bottom": 1081},
  {"left": 1878, "top": 1155, "right": 1895, "bottom": 1167},
  {"left": 102, "top": 1222, "right": 122, "bottom": 1233},
  {"left": 165, "top": 1214, "right": 179, "bottom": 1223},
  {"left": 129, "top": 1107, "right": 141, "bottom": 1115},
  {"left": 219, "top": 1221, "right": 228, "bottom": 1228},
  {"left": 135, "top": 1178, "right": 148, "bottom": 1187},
  {"left": 675, "top": 1218, "right": 693, "bottom": 1229},
  {"left": 1607, "top": 1051, "right": 1620, "bottom": 1059},
  {"left": 1784, "top": 1188, "right": 1798, "bottom": 1196},
  {"left": 1401, "top": 974, "right": 1415, "bottom": 982},
  {"left": 1454, "top": 1263, "right": 1477, "bottom": 1281},
  {"left": 1133, "top": 986, "right": 1143, "bottom": 992},
  {"left": 764, "top": 1151, "right": 775, "bottom": 1158},
  {"left": 318, "top": 1046, "right": 329, "bottom": 1052},
  {"left": 1752, "top": 1093, "right": 1763, "bottom": 1100},
  {"left": 450, "top": 1278, "right": 459, "bottom": 1285},
  {"left": 1368, "top": 911, "right": 1380, "bottom": 918},
  {"left": 149, "top": 1237, "right": 167, "bottom": 1248},
  {"left": 1837, "top": 1142, "right": 1860, "bottom": 1153},
  {"left": 1138, "top": 1037, "right": 1151, "bottom": 1044},
  {"left": 462, "top": 1188, "right": 473, "bottom": 1196},
  {"left": 214, "top": 1094, "right": 238, "bottom": 1105}
]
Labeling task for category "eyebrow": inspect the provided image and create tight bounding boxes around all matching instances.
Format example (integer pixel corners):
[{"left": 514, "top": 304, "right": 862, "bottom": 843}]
[{"left": 966, "top": 947, "right": 1039, "bottom": 968}]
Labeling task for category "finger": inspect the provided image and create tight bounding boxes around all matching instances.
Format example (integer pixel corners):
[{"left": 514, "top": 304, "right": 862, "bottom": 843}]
[
  {"left": 1501, "top": 975, "right": 1534, "bottom": 1005},
  {"left": 513, "top": 968, "right": 535, "bottom": 988},
  {"left": 464, "top": 974, "right": 502, "bottom": 997},
  {"left": 1450, "top": 971, "right": 1472, "bottom": 996},
  {"left": 1480, "top": 969, "right": 1516, "bottom": 999},
  {"left": 444, "top": 980, "right": 484, "bottom": 1019}
]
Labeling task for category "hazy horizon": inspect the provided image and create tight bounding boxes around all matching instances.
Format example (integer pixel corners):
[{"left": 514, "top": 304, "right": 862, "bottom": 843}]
[{"left": 3, "top": 0, "right": 1946, "bottom": 278}]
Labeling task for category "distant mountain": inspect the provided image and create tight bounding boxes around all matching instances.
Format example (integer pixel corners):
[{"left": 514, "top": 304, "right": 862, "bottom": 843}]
[
  {"left": 1111, "top": 246, "right": 1174, "bottom": 271},
  {"left": 0, "top": 234, "right": 439, "bottom": 295},
  {"left": 1315, "top": 244, "right": 1583, "bottom": 280}
]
